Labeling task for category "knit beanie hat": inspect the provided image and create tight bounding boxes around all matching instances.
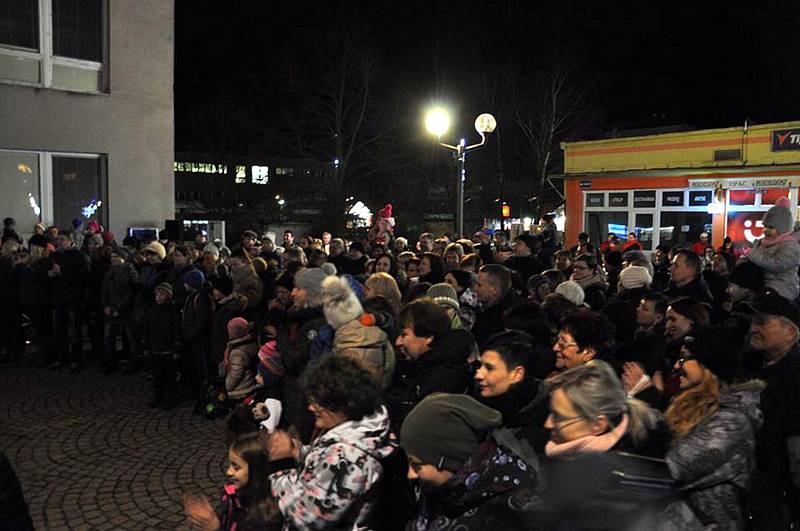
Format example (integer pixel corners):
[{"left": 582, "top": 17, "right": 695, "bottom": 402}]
[
  {"left": 426, "top": 283, "right": 460, "bottom": 310},
  {"left": 619, "top": 265, "right": 652, "bottom": 290},
  {"left": 143, "top": 241, "right": 167, "bottom": 260},
  {"left": 555, "top": 280, "right": 585, "bottom": 307},
  {"left": 184, "top": 269, "right": 205, "bottom": 290},
  {"left": 87, "top": 233, "right": 104, "bottom": 247},
  {"left": 227, "top": 317, "right": 251, "bottom": 341},
  {"left": 257, "top": 340, "right": 285, "bottom": 388},
  {"left": 683, "top": 325, "right": 742, "bottom": 384},
  {"left": 295, "top": 264, "right": 337, "bottom": 298},
  {"left": 155, "top": 282, "right": 173, "bottom": 297},
  {"left": 202, "top": 243, "right": 220, "bottom": 260},
  {"left": 401, "top": 394, "right": 502, "bottom": 472},
  {"left": 729, "top": 261, "right": 764, "bottom": 291},
  {"left": 102, "top": 230, "right": 116, "bottom": 245},
  {"left": 515, "top": 234, "right": 539, "bottom": 253},
  {"left": 322, "top": 275, "right": 364, "bottom": 329},
  {"left": 762, "top": 197, "right": 794, "bottom": 234},
  {"left": 110, "top": 246, "right": 130, "bottom": 260}
]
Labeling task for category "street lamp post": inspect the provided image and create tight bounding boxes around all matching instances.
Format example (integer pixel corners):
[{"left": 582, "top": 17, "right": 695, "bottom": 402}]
[{"left": 425, "top": 108, "right": 497, "bottom": 238}]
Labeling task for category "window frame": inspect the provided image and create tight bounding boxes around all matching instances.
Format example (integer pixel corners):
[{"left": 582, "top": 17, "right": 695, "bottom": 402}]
[
  {"left": 0, "top": 148, "right": 107, "bottom": 229},
  {"left": 0, "top": 0, "right": 108, "bottom": 94}
]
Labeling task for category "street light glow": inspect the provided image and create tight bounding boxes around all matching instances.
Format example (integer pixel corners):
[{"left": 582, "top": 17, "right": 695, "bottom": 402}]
[{"left": 425, "top": 107, "right": 450, "bottom": 137}]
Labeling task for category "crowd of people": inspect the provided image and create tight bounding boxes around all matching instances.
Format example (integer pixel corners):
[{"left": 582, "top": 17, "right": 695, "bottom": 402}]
[{"left": 1, "top": 199, "right": 799, "bottom": 530}]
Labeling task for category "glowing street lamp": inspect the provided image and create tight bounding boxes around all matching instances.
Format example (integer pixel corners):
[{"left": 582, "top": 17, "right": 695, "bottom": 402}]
[{"left": 424, "top": 107, "right": 497, "bottom": 237}]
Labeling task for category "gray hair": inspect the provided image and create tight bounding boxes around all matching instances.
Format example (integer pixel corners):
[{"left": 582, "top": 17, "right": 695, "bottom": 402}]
[{"left": 548, "top": 360, "right": 660, "bottom": 447}]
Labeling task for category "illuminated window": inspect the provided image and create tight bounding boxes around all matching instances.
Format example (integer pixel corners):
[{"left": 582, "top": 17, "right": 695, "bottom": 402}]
[
  {"left": 234, "top": 165, "right": 246, "bottom": 184},
  {"left": 0, "top": 0, "right": 108, "bottom": 93},
  {"left": 251, "top": 165, "right": 269, "bottom": 184}
]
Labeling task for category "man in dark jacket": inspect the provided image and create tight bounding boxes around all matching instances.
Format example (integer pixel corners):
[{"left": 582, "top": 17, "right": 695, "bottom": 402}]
[
  {"left": 143, "top": 282, "right": 183, "bottom": 408},
  {"left": 748, "top": 295, "right": 800, "bottom": 528},
  {"left": 49, "top": 231, "right": 90, "bottom": 372},
  {"left": 663, "top": 249, "right": 713, "bottom": 304},
  {"left": 387, "top": 299, "right": 473, "bottom": 427},
  {"left": 101, "top": 247, "right": 139, "bottom": 373},
  {"left": 471, "top": 264, "right": 523, "bottom": 348},
  {"left": 501, "top": 234, "right": 546, "bottom": 286}
]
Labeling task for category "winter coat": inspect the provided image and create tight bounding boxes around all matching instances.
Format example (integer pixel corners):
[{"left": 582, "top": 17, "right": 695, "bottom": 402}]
[
  {"left": 385, "top": 331, "right": 473, "bottom": 427},
  {"left": 86, "top": 253, "right": 110, "bottom": 308},
  {"left": 409, "top": 428, "right": 543, "bottom": 531},
  {"left": 662, "top": 275, "right": 713, "bottom": 305},
  {"left": 657, "top": 381, "right": 764, "bottom": 530},
  {"left": 135, "top": 261, "right": 170, "bottom": 313},
  {"left": 742, "top": 236, "right": 800, "bottom": 301},
  {"left": 276, "top": 306, "right": 328, "bottom": 443},
  {"left": 477, "top": 377, "right": 550, "bottom": 454},
  {"left": 142, "top": 302, "right": 182, "bottom": 354},
  {"left": 502, "top": 255, "right": 546, "bottom": 285},
  {"left": 333, "top": 319, "right": 396, "bottom": 389},
  {"left": 0, "top": 450, "right": 33, "bottom": 530},
  {"left": 270, "top": 406, "right": 395, "bottom": 530},
  {"left": 471, "top": 290, "right": 524, "bottom": 348},
  {"left": 16, "top": 258, "right": 51, "bottom": 308},
  {"left": 233, "top": 264, "right": 264, "bottom": 310},
  {"left": 220, "top": 336, "right": 258, "bottom": 400},
  {"left": 101, "top": 263, "right": 139, "bottom": 315},
  {"left": 182, "top": 287, "right": 213, "bottom": 344},
  {"left": 50, "top": 246, "right": 90, "bottom": 306}
]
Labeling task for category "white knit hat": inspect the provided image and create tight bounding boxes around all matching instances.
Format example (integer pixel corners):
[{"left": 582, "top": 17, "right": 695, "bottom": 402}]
[
  {"left": 619, "top": 265, "right": 652, "bottom": 290},
  {"left": 555, "top": 280, "right": 585, "bottom": 307}
]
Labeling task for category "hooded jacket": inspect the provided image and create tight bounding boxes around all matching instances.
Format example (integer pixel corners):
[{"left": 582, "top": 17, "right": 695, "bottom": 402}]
[
  {"left": 410, "top": 428, "right": 543, "bottom": 531},
  {"left": 333, "top": 319, "right": 396, "bottom": 389},
  {"left": 270, "top": 406, "right": 395, "bottom": 530},
  {"left": 220, "top": 335, "right": 258, "bottom": 400},
  {"left": 657, "top": 381, "right": 765, "bottom": 530},
  {"left": 742, "top": 235, "right": 800, "bottom": 301}
]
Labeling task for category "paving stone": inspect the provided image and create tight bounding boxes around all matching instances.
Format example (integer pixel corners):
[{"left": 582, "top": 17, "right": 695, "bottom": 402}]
[{"left": 0, "top": 365, "right": 225, "bottom": 528}]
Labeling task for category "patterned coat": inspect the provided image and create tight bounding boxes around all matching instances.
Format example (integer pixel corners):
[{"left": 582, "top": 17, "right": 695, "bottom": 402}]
[
  {"left": 270, "top": 406, "right": 395, "bottom": 530},
  {"left": 657, "top": 381, "right": 765, "bottom": 530}
]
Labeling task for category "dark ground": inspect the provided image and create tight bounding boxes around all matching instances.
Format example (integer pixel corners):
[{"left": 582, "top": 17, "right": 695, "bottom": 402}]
[{"left": 0, "top": 362, "right": 226, "bottom": 530}]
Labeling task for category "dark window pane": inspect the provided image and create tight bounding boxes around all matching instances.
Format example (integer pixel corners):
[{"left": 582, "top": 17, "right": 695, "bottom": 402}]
[
  {"left": 0, "top": 0, "right": 39, "bottom": 50},
  {"left": 52, "top": 0, "right": 101, "bottom": 61},
  {"left": 584, "top": 211, "right": 627, "bottom": 249},
  {"left": 659, "top": 212, "right": 712, "bottom": 249},
  {"left": 52, "top": 156, "right": 105, "bottom": 229}
]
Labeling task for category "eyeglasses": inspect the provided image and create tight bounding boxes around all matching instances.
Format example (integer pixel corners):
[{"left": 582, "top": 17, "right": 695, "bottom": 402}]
[
  {"left": 677, "top": 352, "right": 695, "bottom": 366},
  {"left": 549, "top": 410, "right": 585, "bottom": 429},
  {"left": 555, "top": 335, "right": 579, "bottom": 350}
]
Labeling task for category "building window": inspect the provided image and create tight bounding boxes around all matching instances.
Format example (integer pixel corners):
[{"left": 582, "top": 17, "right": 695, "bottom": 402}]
[
  {"left": 659, "top": 212, "right": 712, "bottom": 249},
  {"left": 0, "top": 149, "right": 106, "bottom": 236},
  {"left": 0, "top": 0, "right": 107, "bottom": 93},
  {"left": 584, "top": 211, "right": 628, "bottom": 248}
]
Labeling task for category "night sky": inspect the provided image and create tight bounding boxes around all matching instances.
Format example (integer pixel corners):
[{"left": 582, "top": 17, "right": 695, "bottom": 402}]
[{"left": 176, "top": 1, "right": 800, "bottom": 153}]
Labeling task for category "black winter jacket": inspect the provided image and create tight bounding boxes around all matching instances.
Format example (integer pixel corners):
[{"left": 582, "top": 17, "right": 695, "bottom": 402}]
[
  {"left": 143, "top": 302, "right": 182, "bottom": 354},
  {"left": 471, "top": 290, "right": 524, "bottom": 348},
  {"left": 101, "top": 263, "right": 139, "bottom": 313},
  {"left": 182, "top": 287, "right": 213, "bottom": 343},
  {"left": 50, "top": 246, "right": 90, "bottom": 306}
]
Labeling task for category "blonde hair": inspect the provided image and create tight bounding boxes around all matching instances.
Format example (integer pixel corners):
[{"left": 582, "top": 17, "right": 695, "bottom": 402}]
[
  {"left": 365, "top": 272, "right": 402, "bottom": 316},
  {"left": 665, "top": 370, "right": 720, "bottom": 440}
]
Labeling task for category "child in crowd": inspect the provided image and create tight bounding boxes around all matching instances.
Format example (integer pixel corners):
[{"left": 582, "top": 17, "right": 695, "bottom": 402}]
[
  {"left": 219, "top": 317, "right": 259, "bottom": 403},
  {"left": 183, "top": 432, "right": 280, "bottom": 530},
  {"left": 142, "top": 282, "right": 182, "bottom": 409},
  {"left": 101, "top": 246, "right": 139, "bottom": 374}
]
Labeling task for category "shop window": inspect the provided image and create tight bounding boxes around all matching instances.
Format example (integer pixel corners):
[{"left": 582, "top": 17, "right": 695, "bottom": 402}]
[
  {"left": 762, "top": 188, "right": 790, "bottom": 205},
  {"left": 730, "top": 190, "right": 756, "bottom": 206},
  {"left": 634, "top": 213, "right": 653, "bottom": 250},
  {"left": 659, "top": 212, "right": 712, "bottom": 249},
  {"left": 0, "top": 150, "right": 41, "bottom": 233},
  {"left": 52, "top": 155, "right": 106, "bottom": 229},
  {"left": 585, "top": 211, "right": 627, "bottom": 248},
  {"left": 727, "top": 211, "right": 765, "bottom": 247}
]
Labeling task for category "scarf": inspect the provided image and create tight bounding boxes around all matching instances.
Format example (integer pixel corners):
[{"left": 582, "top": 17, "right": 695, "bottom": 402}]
[
  {"left": 545, "top": 414, "right": 629, "bottom": 458},
  {"left": 478, "top": 378, "right": 540, "bottom": 428},
  {"left": 759, "top": 231, "right": 795, "bottom": 248},
  {"left": 571, "top": 271, "right": 608, "bottom": 291}
]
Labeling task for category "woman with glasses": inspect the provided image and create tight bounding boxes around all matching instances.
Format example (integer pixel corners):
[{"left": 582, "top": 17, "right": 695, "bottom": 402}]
[
  {"left": 569, "top": 253, "right": 608, "bottom": 311},
  {"left": 660, "top": 325, "right": 763, "bottom": 530}
]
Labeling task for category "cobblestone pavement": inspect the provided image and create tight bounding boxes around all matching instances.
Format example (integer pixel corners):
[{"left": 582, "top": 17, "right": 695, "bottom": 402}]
[{"left": 0, "top": 364, "right": 227, "bottom": 530}]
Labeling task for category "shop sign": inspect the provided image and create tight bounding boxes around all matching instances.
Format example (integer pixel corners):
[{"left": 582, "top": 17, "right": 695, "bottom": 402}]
[
  {"left": 609, "top": 193, "right": 628, "bottom": 207},
  {"left": 689, "top": 177, "right": 795, "bottom": 189},
  {"left": 662, "top": 191, "right": 685, "bottom": 206},
  {"left": 586, "top": 193, "right": 604, "bottom": 207},
  {"left": 772, "top": 129, "right": 800, "bottom": 151},
  {"left": 580, "top": 180, "right": 592, "bottom": 189},
  {"left": 689, "top": 191, "right": 712, "bottom": 206},
  {"left": 633, "top": 190, "right": 656, "bottom": 208}
]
